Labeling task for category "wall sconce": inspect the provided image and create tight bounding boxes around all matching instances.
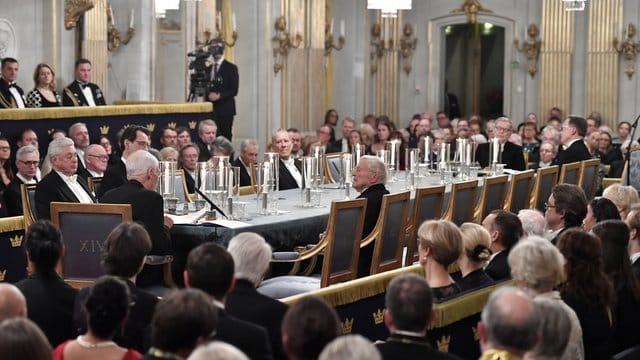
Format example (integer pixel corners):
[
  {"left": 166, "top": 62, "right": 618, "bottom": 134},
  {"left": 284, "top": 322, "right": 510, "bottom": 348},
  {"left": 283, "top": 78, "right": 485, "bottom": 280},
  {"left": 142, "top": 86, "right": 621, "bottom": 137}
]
[
  {"left": 325, "top": 19, "right": 345, "bottom": 56},
  {"left": 613, "top": 23, "right": 640, "bottom": 79},
  {"left": 513, "top": 24, "right": 542, "bottom": 78},
  {"left": 64, "top": 0, "right": 95, "bottom": 30},
  {"left": 272, "top": 16, "right": 303, "bottom": 74},
  {"left": 107, "top": 4, "right": 135, "bottom": 52},
  {"left": 198, "top": 12, "right": 238, "bottom": 48},
  {"left": 370, "top": 23, "right": 393, "bottom": 74},
  {"left": 400, "top": 23, "right": 417, "bottom": 75}
]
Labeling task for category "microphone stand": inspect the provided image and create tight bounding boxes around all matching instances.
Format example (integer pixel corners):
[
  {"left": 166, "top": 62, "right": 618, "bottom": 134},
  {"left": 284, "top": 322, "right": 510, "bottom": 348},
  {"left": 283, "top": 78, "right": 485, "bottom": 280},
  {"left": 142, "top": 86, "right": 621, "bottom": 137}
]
[
  {"left": 626, "top": 114, "right": 640, "bottom": 186},
  {"left": 194, "top": 187, "right": 228, "bottom": 219}
]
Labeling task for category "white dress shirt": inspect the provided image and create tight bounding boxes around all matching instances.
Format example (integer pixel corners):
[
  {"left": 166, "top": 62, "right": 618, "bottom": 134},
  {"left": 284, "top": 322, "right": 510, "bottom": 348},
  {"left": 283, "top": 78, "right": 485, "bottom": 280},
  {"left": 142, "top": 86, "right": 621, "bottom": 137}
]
[{"left": 55, "top": 170, "right": 94, "bottom": 203}]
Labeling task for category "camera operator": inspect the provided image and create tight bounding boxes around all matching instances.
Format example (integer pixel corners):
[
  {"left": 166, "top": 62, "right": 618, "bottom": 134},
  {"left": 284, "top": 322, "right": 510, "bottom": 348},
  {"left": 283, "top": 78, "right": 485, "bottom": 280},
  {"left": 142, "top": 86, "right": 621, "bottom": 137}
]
[{"left": 207, "top": 39, "right": 239, "bottom": 141}]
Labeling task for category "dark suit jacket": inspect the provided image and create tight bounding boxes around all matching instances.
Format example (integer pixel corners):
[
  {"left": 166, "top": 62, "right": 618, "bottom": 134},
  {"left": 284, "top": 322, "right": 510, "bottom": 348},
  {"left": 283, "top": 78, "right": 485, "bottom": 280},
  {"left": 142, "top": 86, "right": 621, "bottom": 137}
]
[
  {"left": 552, "top": 139, "right": 591, "bottom": 167},
  {"left": 211, "top": 308, "right": 273, "bottom": 360},
  {"left": 475, "top": 141, "right": 526, "bottom": 170},
  {"left": 75, "top": 154, "right": 91, "bottom": 182},
  {"left": 231, "top": 157, "right": 252, "bottom": 187},
  {"left": 484, "top": 250, "right": 511, "bottom": 281},
  {"left": 181, "top": 167, "right": 196, "bottom": 193},
  {"left": 73, "top": 279, "right": 158, "bottom": 353},
  {"left": 278, "top": 158, "right": 302, "bottom": 191},
  {"left": 376, "top": 333, "right": 462, "bottom": 360},
  {"left": 3, "top": 176, "right": 25, "bottom": 216},
  {"left": 207, "top": 59, "right": 239, "bottom": 117},
  {"left": 195, "top": 139, "right": 211, "bottom": 162},
  {"left": 100, "top": 180, "right": 171, "bottom": 288},
  {"left": 16, "top": 272, "right": 77, "bottom": 347},
  {"left": 62, "top": 80, "right": 106, "bottom": 106},
  {"left": 226, "top": 279, "right": 288, "bottom": 360},
  {"left": 0, "top": 78, "right": 25, "bottom": 108},
  {"left": 98, "top": 160, "right": 127, "bottom": 198},
  {"left": 35, "top": 171, "right": 95, "bottom": 220},
  {"left": 632, "top": 258, "right": 640, "bottom": 280},
  {"left": 326, "top": 138, "right": 346, "bottom": 154},
  {"left": 356, "top": 183, "right": 389, "bottom": 277}
]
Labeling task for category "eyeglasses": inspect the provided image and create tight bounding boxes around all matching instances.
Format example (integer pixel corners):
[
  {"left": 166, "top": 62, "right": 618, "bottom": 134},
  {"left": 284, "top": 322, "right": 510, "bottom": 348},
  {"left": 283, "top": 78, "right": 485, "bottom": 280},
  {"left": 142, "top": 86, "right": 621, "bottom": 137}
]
[
  {"left": 544, "top": 202, "right": 556, "bottom": 210},
  {"left": 495, "top": 126, "right": 511, "bottom": 133},
  {"left": 88, "top": 154, "right": 109, "bottom": 161},
  {"left": 19, "top": 160, "right": 39, "bottom": 167}
]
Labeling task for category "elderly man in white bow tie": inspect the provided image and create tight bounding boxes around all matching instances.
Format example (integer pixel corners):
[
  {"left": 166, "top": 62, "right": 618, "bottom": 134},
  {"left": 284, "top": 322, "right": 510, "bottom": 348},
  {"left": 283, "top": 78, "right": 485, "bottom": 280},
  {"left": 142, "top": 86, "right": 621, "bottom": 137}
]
[{"left": 35, "top": 137, "right": 96, "bottom": 220}]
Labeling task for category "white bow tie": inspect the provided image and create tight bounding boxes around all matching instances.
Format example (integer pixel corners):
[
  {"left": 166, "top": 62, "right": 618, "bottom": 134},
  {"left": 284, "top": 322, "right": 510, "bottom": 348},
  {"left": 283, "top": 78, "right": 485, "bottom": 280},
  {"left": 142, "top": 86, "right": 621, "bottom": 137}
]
[{"left": 68, "top": 175, "right": 78, "bottom": 183}]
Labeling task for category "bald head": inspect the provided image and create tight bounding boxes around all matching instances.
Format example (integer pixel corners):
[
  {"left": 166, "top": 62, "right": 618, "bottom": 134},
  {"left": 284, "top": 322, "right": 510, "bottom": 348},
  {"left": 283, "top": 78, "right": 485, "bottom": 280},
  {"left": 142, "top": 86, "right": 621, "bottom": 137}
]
[
  {"left": 0, "top": 283, "right": 27, "bottom": 320},
  {"left": 480, "top": 286, "right": 539, "bottom": 355}
]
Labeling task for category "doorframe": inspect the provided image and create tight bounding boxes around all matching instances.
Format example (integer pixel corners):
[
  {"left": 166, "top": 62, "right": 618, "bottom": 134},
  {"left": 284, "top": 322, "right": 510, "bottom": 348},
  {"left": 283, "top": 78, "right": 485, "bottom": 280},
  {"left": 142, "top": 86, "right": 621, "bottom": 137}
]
[{"left": 427, "top": 14, "right": 516, "bottom": 119}]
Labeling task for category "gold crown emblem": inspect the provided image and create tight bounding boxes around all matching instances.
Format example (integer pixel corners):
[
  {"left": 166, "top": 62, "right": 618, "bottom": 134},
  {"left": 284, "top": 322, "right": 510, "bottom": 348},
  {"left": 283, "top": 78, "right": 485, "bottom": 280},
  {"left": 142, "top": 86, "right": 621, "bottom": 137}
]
[
  {"left": 47, "top": 128, "right": 55, "bottom": 135},
  {"left": 341, "top": 317, "right": 354, "bottom": 334},
  {"left": 10, "top": 235, "right": 23, "bottom": 247},
  {"left": 0, "top": 269, "right": 5, "bottom": 282},
  {"left": 168, "top": 122, "right": 177, "bottom": 129},
  {"left": 99, "top": 125, "right": 110, "bottom": 135},
  {"left": 189, "top": 121, "right": 197, "bottom": 129},
  {"left": 372, "top": 308, "right": 384, "bottom": 325},
  {"left": 472, "top": 325, "right": 479, "bottom": 341},
  {"left": 437, "top": 335, "right": 451, "bottom": 353},
  {"left": 145, "top": 123, "right": 156, "bottom": 132}
]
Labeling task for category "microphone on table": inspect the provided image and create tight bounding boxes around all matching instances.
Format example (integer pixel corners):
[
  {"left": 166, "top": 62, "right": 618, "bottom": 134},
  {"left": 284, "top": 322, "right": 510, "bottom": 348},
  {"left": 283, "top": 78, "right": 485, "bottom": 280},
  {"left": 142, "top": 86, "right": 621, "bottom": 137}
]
[{"left": 194, "top": 187, "right": 228, "bottom": 219}]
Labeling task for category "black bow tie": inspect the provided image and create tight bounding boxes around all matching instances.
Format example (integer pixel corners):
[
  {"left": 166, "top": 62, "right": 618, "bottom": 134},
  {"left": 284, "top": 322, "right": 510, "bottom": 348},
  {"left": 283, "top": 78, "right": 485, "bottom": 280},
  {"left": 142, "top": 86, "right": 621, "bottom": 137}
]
[{"left": 8, "top": 82, "right": 15, "bottom": 88}]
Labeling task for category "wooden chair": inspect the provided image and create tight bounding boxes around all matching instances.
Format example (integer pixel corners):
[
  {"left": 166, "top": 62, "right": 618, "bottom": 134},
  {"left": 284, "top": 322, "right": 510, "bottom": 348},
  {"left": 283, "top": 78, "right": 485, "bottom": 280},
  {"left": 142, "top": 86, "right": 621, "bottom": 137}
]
[
  {"left": 20, "top": 184, "right": 38, "bottom": 227},
  {"left": 530, "top": 165, "right": 559, "bottom": 212},
  {"left": 239, "top": 185, "right": 256, "bottom": 196},
  {"left": 406, "top": 185, "right": 446, "bottom": 266},
  {"left": 260, "top": 198, "right": 367, "bottom": 298},
  {"left": 174, "top": 169, "right": 190, "bottom": 203},
  {"left": 558, "top": 161, "right": 581, "bottom": 185},
  {"left": 503, "top": 170, "right": 535, "bottom": 213},
  {"left": 50, "top": 202, "right": 132, "bottom": 288},
  {"left": 361, "top": 191, "right": 411, "bottom": 275},
  {"left": 324, "top": 152, "right": 344, "bottom": 184},
  {"left": 87, "top": 177, "right": 103, "bottom": 197},
  {"left": 474, "top": 175, "right": 509, "bottom": 222},
  {"left": 579, "top": 158, "right": 600, "bottom": 200},
  {"left": 442, "top": 180, "right": 479, "bottom": 226}
]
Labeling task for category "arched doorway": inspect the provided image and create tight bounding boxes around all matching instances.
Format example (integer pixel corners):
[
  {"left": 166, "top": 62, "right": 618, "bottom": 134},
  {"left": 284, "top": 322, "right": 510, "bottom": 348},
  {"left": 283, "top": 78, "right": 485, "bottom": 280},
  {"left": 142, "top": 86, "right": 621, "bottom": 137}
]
[{"left": 443, "top": 22, "right": 505, "bottom": 119}]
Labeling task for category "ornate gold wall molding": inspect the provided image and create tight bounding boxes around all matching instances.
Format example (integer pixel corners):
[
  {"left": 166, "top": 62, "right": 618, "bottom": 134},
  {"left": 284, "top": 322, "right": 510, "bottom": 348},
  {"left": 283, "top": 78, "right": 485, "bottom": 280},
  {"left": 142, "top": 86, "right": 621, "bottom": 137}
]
[
  {"left": 82, "top": 0, "right": 108, "bottom": 96},
  {"left": 65, "top": 0, "right": 95, "bottom": 30},
  {"left": 539, "top": 0, "right": 574, "bottom": 121},
  {"left": 586, "top": 0, "right": 620, "bottom": 127}
]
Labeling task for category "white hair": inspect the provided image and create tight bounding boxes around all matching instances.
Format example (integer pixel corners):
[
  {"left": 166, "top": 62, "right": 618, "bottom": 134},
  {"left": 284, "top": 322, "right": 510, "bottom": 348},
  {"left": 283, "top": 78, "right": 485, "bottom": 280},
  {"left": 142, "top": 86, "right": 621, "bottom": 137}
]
[
  {"left": 360, "top": 155, "right": 387, "bottom": 184},
  {"left": 125, "top": 150, "right": 158, "bottom": 178},
  {"left": 188, "top": 341, "right": 248, "bottom": 360},
  {"left": 16, "top": 144, "right": 39, "bottom": 160},
  {"left": 227, "top": 232, "right": 272, "bottom": 287},
  {"left": 47, "top": 137, "right": 74, "bottom": 160},
  {"left": 319, "top": 335, "right": 381, "bottom": 360},
  {"left": 518, "top": 209, "right": 546, "bottom": 237}
]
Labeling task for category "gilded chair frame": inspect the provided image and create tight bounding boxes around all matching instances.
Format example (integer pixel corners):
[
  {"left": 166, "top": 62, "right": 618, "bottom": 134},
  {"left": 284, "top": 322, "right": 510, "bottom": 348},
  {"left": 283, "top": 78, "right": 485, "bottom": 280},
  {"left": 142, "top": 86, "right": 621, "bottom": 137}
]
[
  {"left": 20, "top": 184, "right": 38, "bottom": 228},
  {"left": 406, "top": 185, "right": 445, "bottom": 267},
  {"left": 361, "top": 191, "right": 411, "bottom": 275},
  {"left": 442, "top": 180, "right": 479, "bottom": 226},
  {"left": 474, "top": 175, "right": 509, "bottom": 223},
  {"left": 558, "top": 161, "right": 582, "bottom": 185},
  {"left": 87, "top": 176, "right": 102, "bottom": 195},
  {"left": 503, "top": 170, "right": 535, "bottom": 213},
  {"left": 579, "top": 158, "right": 600, "bottom": 200},
  {"left": 324, "top": 152, "right": 345, "bottom": 184},
  {"left": 174, "top": 169, "right": 191, "bottom": 202},
  {"left": 530, "top": 165, "right": 559, "bottom": 211}
]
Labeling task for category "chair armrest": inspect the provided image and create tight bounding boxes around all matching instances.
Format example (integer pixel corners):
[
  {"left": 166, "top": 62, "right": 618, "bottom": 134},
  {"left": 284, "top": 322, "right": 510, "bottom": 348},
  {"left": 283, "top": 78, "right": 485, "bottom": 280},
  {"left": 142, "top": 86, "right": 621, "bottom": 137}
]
[
  {"left": 145, "top": 255, "right": 174, "bottom": 266},
  {"left": 272, "top": 252, "right": 300, "bottom": 261}
]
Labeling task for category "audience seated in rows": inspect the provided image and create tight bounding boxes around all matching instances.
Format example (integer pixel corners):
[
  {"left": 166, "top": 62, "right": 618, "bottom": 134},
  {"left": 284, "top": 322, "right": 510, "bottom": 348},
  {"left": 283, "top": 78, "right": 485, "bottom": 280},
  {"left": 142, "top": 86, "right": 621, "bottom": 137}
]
[
  {"left": 3, "top": 144, "right": 39, "bottom": 216},
  {"left": 552, "top": 116, "right": 591, "bottom": 168},
  {"left": 545, "top": 184, "right": 587, "bottom": 243},
  {"left": 54, "top": 276, "right": 142, "bottom": 360},
  {"left": 481, "top": 210, "right": 523, "bottom": 281},
  {"left": 517, "top": 209, "right": 546, "bottom": 238},
  {"left": 184, "top": 242, "right": 273, "bottom": 359},
  {"left": 72, "top": 222, "right": 158, "bottom": 353}
]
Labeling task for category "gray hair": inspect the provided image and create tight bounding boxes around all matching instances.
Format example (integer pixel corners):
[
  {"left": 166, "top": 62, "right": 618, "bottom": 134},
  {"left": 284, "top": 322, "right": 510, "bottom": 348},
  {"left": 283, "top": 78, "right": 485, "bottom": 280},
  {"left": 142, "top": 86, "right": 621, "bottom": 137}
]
[
  {"left": 342, "top": 117, "right": 356, "bottom": 127},
  {"left": 126, "top": 150, "right": 159, "bottom": 178},
  {"left": 517, "top": 209, "right": 546, "bottom": 238},
  {"left": 495, "top": 117, "right": 512, "bottom": 129},
  {"left": 68, "top": 122, "right": 87, "bottom": 136},
  {"left": 360, "top": 155, "right": 386, "bottom": 184},
  {"left": 508, "top": 236, "right": 565, "bottom": 292},
  {"left": 272, "top": 128, "right": 291, "bottom": 143},
  {"left": 227, "top": 232, "right": 272, "bottom": 287},
  {"left": 240, "top": 139, "right": 259, "bottom": 153},
  {"left": 540, "top": 141, "right": 558, "bottom": 155},
  {"left": 198, "top": 119, "right": 217, "bottom": 134},
  {"left": 47, "top": 137, "right": 75, "bottom": 159},
  {"left": 318, "top": 335, "right": 381, "bottom": 360},
  {"left": 16, "top": 144, "right": 39, "bottom": 160},
  {"left": 187, "top": 341, "right": 248, "bottom": 360},
  {"left": 212, "top": 136, "right": 234, "bottom": 156},
  {"left": 481, "top": 286, "right": 539, "bottom": 352},
  {"left": 84, "top": 144, "right": 105, "bottom": 160},
  {"left": 159, "top": 147, "right": 179, "bottom": 161},
  {"left": 527, "top": 297, "right": 572, "bottom": 360},
  {"left": 541, "top": 127, "right": 561, "bottom": 145}
]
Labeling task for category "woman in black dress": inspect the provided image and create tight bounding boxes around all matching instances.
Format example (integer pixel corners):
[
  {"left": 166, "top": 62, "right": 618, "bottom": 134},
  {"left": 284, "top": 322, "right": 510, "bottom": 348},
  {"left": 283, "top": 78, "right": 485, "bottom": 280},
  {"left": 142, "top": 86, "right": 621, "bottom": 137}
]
[
  {"left": 417, "top": 219, "right": 463, "bottom": 301},
  {"left": 454, "top": 223, "right": 494, "bottom": 292},
  {"left": 25, "top": 63, "right": 61, "bottom": 108}
]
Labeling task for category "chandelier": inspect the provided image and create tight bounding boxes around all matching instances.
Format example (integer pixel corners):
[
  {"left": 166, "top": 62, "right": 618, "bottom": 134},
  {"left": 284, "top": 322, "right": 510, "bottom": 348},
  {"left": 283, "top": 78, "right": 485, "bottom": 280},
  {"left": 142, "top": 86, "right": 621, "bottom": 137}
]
[
  {"left": 367, "top": 0, "right": 412, "bottom": 18},
  {"left": 563, "top": 0, "right": 586, "bottom": 11}
]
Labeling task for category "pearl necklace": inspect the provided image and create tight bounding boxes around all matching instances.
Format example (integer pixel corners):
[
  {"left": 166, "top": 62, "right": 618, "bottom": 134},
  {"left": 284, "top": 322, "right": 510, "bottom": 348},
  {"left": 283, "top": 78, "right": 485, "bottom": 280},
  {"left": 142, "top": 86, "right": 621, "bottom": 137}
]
[{"left": 75, "top": 335, "right": 117, "bottom": 349}]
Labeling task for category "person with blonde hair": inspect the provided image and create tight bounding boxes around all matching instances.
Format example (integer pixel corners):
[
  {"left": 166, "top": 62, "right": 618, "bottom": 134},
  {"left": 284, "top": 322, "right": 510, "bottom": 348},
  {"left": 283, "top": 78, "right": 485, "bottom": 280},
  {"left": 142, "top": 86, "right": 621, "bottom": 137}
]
[
  {"left": 508, "top": 236, "right": 584, "bottom": 360},
  {"left": 603, "top": 184, "right": 640, "bottom": 220},
  {"left": 188, "top": 342, "right": 248, "bottom": 360},
  {"left": 417, "top": 219, "right": 463, "bottom": 301},
  {"left": 454, "top": 223, "right": 494, "bottom": 292},
  {"left": 25, "top": 63, "right": 61, "bottom": 107}
]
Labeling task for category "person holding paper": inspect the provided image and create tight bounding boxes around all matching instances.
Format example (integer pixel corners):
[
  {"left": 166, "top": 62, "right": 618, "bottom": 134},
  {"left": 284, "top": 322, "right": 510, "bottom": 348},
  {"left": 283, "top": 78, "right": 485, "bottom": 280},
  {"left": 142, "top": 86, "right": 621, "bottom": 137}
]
[
  {"left": 474, "top": 117, "right": 525, "bottom": 170},
  {"left": 62, "top": 58, "right": 106, "bottom": 106}
]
